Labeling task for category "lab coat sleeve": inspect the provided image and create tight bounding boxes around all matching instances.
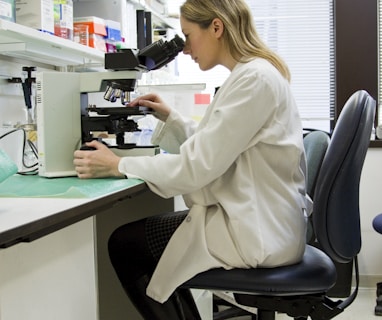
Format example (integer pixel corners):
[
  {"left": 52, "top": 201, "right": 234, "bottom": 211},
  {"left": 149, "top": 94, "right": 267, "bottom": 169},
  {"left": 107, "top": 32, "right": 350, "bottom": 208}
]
[
  {"left": 151, "top": 108, "right": 199, "bottom": 154},
  {"left": 118, "top": 69, "right": 279, "bottom": 198}
]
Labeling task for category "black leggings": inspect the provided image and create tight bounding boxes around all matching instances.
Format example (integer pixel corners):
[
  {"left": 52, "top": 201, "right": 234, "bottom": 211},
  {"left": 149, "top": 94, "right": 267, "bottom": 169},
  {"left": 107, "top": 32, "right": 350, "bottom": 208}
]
[
  {"left": 108, "top": 210, "right": 203, "bottom": 320},
  {"left": 108, "top": 210, "right": 188, "bottom": 288}
]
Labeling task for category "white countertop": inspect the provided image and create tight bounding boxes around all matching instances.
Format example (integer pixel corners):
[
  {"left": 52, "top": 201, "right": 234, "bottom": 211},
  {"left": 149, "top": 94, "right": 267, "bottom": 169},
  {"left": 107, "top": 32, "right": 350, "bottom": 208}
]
[{"left": 0, "top": 177, "right": 147, "bottom": 248}]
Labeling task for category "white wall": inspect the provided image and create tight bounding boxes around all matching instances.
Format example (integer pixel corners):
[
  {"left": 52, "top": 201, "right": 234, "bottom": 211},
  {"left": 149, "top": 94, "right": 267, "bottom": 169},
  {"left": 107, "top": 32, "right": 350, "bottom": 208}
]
[
  {"left": 0, "top": 57, "right": 54, "bottom": 130},
  {"left": 359, "top": 149, "right": 382, "bottom": 286}
]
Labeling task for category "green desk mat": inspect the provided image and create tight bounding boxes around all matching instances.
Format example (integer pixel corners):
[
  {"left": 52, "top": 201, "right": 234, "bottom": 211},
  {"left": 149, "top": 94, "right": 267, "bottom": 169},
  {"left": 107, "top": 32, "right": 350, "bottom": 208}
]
[{"left": 0, "top": 174, "right": 143, "bottom": 198}]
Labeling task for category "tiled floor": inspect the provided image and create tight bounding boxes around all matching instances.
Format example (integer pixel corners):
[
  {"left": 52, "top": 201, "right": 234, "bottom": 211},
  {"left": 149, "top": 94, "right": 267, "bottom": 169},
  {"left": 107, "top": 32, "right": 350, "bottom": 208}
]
[{"left": 228, "top": 287, "right": 381, "bottom": 319}]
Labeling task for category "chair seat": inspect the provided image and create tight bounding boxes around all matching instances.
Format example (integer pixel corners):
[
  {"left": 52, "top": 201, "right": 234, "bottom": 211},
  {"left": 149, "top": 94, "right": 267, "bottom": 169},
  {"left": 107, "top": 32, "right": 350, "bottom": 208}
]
[{"left": 182, "top": 245, "right": 336, "bottom": 296}]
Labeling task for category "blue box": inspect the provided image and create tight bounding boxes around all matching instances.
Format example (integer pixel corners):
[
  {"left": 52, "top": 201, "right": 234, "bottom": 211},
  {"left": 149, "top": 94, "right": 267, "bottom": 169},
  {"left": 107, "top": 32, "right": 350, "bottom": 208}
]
[{"left": 105, "top": 19, "right": 121, "bottom": 41}]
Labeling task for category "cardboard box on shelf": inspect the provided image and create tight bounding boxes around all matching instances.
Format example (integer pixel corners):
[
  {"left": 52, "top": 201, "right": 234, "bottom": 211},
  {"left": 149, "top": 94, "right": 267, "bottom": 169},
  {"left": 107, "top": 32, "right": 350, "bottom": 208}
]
[
  {"left": 54, "top": 0, "right": 73, "bottom": 40},
  {"left": 88, "top": 33, "right": 106, "bottom": 52},
  {"left": 0, "top": 0, "right": 15, "bottom": 22},
  {"left": 73, "top": 16, "right": 106, "bottom": 36},
  {"left": 73, "top": 24, "right": 88, "bottom": 46},
  {"left": 15, "top": 0, "right": 54, "bottom": 34}
]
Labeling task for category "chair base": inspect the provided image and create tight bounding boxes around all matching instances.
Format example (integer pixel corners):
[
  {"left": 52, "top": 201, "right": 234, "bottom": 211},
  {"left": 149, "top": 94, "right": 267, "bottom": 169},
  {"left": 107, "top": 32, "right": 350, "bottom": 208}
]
[
  {"left": 375, "top": 282, "right": 382, "bottom": 316},
  {"left": 213, "top": 306, "right": 256, "bottom": 320},
  {"left": 234, "top": 294, "right": 344, "bottom": 319}
]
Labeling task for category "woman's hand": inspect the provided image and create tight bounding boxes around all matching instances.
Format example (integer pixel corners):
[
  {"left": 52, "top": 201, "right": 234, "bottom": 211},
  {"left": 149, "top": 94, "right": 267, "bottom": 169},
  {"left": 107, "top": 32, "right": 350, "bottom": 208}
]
[
  {"left": 73, "top": 140, "right": 125, "bottom": 179},
  {"left": 129, "top": 93, "right": 171, "bottom": 122}
]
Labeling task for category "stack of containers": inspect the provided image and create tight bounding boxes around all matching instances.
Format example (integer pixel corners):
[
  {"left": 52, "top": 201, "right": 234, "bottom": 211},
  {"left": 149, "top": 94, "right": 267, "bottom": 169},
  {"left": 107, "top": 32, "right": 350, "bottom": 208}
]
[
  {"left": 53, "top": 0, "right": 73, "bottom": 40},
  {"left": 73, "top": 16, "right": 106, "bottom": 52},
  {"left": 104, "top": 19, "right": 121, "bottom": 53}
]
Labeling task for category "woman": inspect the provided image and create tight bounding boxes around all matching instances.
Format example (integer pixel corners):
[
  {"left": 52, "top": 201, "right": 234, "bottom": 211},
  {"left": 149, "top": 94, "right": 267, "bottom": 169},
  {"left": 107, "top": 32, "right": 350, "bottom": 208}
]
[{"left": 73, "top": 0, "right": 310, "bottom": 318}]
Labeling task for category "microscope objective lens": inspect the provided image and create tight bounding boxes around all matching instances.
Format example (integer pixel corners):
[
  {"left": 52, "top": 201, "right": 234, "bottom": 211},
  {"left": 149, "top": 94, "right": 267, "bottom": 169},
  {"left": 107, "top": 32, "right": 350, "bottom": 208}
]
[{"left": 104, "top": 86, "right": 114, "bottom": 101}]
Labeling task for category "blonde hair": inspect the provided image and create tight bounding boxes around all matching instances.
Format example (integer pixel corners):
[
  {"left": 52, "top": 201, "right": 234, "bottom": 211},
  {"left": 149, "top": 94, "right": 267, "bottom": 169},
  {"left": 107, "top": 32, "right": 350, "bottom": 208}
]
[{"left": 180, "top": 0, "right": 291, "bottom": 81}]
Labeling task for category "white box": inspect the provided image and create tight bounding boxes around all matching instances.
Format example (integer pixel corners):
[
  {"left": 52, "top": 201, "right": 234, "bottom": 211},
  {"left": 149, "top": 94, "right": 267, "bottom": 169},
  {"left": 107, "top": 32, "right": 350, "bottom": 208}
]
[{"left": 15, "top": 0, "right": 54, "bottom": 34}]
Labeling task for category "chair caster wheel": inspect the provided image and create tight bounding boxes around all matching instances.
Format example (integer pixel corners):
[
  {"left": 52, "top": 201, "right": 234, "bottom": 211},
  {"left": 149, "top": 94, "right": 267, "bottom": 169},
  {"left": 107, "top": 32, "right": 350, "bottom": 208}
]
[{"left": 375, "top": 304, "right": 382, "bottom": 316}]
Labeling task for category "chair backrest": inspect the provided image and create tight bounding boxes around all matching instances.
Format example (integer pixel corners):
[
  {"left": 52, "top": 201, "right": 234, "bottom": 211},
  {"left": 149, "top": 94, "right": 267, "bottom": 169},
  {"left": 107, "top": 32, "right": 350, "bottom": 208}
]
[
  {"left": 303, "top": 131, "right": 331, "bottom": 243},
  {"left": 303, "top": 130, "right": 331, "bottom": 199},
  {"left": 313, "top": 90, "right": 376, "bottom": 264}
]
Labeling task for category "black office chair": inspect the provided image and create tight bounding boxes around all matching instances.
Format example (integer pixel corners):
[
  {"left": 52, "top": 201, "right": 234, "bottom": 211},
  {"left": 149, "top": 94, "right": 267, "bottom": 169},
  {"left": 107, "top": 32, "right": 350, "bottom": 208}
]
[
  {"left": 211, "top": 129, "right": 331, "bottom": 317},
  {"left": 303, "top": 130, "right": 331, "bottom": 199},
  {"left": 181, "top": 90, "right": 376, "bottom": 320},
  {"left": 303, "top": 130, "right": 331, "bottom": 243}
]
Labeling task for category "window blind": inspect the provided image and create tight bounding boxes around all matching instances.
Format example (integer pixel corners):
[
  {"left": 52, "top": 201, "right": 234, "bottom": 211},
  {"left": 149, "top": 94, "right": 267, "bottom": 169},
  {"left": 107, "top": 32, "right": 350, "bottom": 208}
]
[
  {"left": 248, "top": 0, "right": 334, "bottom": 131},
  {"left": 174, "top": 0, "right": 334, "bottom": 131}
]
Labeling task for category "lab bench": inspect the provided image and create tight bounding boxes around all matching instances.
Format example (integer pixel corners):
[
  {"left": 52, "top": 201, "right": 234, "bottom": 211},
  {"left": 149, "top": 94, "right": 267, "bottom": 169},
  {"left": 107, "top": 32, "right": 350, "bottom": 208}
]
[{"left": 0, "top": 175, "right": 174, "bottom": 320}]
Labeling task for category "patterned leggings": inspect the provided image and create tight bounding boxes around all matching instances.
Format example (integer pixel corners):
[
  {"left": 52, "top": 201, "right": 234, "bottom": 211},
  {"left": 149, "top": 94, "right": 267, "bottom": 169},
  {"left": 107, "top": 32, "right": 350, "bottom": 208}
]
[{"left": 108, "top": 210, "right": 189, "bottom": 286}]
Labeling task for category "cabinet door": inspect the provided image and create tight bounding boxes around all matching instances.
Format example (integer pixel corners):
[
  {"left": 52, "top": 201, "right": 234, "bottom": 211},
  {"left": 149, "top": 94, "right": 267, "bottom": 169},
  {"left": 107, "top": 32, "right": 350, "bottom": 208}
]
[{"left": 0, "top": 218, "right": 97, "bottom": 320}]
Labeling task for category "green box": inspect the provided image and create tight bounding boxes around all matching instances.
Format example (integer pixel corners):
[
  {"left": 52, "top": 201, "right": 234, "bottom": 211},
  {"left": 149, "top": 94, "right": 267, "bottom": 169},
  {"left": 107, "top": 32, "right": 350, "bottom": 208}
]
[{"left": 0, "top": 0, "right": 15, "bottom": 22}]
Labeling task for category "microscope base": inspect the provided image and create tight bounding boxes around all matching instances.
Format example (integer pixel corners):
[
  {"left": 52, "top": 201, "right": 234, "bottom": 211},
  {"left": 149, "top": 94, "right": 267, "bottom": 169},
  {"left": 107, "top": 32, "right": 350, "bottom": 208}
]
[{"left": 111, "top": 146, "right": 160, "bottom": 157}]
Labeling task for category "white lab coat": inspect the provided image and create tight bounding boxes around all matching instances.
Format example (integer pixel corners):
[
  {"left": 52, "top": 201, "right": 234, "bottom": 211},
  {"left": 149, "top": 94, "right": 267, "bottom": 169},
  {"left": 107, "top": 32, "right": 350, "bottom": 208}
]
[{"left": 118, "top": 58, "right": 308, "bottom": 303}]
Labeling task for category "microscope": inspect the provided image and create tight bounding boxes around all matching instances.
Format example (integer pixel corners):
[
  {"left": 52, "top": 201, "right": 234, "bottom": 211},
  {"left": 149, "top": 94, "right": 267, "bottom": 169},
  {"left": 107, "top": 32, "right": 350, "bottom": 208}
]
[
  {"left": 36, "top": 35, "right": 184, "bottom": 177},
  {"left": 81, "top": 34, "right": 185, "bottom": 150}
]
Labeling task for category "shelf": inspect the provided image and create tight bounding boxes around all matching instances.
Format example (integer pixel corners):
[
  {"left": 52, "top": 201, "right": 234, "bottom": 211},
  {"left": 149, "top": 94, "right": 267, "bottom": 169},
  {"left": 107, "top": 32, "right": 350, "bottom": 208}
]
[
  {"left": 0, "top": 20, "right": 105, "bottom": 68},
  {"left": 128, "top": 0, "right": 177, "bottom": 29}
]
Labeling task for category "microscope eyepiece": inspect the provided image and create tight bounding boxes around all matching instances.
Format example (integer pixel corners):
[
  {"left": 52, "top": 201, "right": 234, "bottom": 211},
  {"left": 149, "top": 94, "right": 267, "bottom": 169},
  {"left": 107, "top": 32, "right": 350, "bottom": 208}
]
[
  {"left": 103, "top": 35, "right": 185, "bottom": 105},
  {"left": 138, "top": 34, "right": 185, "bottom": 70}
]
